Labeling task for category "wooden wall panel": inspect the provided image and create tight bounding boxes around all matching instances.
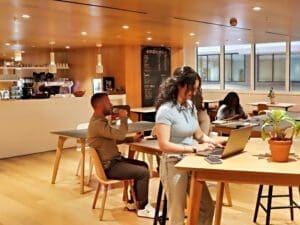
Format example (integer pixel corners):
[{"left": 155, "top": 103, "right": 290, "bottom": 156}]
[
  {"left": 0, "top": 46, "right": 183, "bottom": 106},
  {"left": 171, "top": 47, "right": 184, "bottom": 74}
]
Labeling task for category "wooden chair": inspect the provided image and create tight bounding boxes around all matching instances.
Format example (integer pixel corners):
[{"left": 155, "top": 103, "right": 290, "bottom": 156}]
[
  {"left": 253, "top": 104, "right": 268, "bottom": 115},
  {"left": 89, "top": 148, "right": 137, "bottom": 220}
]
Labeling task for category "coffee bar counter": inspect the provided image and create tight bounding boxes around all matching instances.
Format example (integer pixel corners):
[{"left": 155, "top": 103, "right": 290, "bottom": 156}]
[{"left": 0, "top": 94, "right": 126, "bottom": 158}]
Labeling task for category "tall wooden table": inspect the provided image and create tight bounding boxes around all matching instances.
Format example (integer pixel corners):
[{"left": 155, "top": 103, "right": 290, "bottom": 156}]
[
  {"left": 51, "top": 121, "right": 154, "bottom": 194},
  {"left": 176, "top": 138, "right": 300, "bottom": 225}
]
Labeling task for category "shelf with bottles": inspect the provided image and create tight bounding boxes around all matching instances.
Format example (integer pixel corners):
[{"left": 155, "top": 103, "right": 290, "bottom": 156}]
[
  {"left": 0, "top": 63, "right": 70, "bottom": 70},
  {"left": 0, "top": 74, "right": 19, "bottom": 82}
]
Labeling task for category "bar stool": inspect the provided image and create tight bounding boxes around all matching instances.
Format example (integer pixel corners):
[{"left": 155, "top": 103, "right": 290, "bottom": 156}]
[
  {"left": 253, "top": 185, "right": 299, "bottom": 225},
  {"left": 153, "top": 181, "right": 168, "bottom": 225}
]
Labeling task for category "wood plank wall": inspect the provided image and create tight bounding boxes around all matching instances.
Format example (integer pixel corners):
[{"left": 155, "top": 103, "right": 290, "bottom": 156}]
[{"left": 0, "top": 46, "right": 184, "bottom": 108}]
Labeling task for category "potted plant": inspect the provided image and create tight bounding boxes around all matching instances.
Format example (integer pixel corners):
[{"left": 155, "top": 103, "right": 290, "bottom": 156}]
[
  {"left": 261, "top": 110, "right": 300, "bottom": 162},
  {"left": 267, "top": 87, "right": 275, "bottom": 104}
]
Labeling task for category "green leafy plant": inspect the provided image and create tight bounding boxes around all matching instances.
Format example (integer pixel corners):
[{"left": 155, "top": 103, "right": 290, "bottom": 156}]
[{"left": 261, "top": 110, "right": 300, "bottom": 141}]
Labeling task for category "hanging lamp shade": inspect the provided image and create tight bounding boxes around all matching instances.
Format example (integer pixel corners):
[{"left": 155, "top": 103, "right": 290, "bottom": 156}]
[
  {"left": 96, "top": 53, "right": 103, "bottom": 74},
  {"left": 14, "top": 50, "right": 22, "bottom": 62},
  {"left": 49, "top": 51, "right": 57, "bottom": 74}
]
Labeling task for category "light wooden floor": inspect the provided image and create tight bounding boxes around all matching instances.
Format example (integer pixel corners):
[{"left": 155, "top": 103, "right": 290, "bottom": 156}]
[{"left": 1, "top": 148, "right": 300, "bottom": 225}]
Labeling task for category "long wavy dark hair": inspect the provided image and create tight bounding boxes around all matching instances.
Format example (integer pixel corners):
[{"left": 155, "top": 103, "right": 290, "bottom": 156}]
[
  {"left": 220, "top": 92, "right": 241, "bottom": 112},
  {"left": 155, "top": 66, "right": 202, "bottom": 110}
]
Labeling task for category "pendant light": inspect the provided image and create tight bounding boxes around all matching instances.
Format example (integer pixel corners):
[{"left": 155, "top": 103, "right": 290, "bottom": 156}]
[
  {"left": 49, "top": 41, "right": 57, "bottom": 74},
  {"left": 14, "top": 41, "right": 22, "bottom": 62},
  {"left": 96, "top": 44, "right": 103, "bottom": 75},
  {"left": 14, "top": 50, "right": 22, "bottom": 62}
]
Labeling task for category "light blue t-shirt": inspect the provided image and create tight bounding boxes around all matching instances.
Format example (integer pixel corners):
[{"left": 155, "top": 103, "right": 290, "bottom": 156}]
[{"left": 155, "top": 100, "right": 199, "bottom": 157}]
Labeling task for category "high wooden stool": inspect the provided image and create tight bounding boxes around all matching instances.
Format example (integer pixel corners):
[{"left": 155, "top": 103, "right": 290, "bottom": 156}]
[
  {"left": 153, "top": 181, "right": 168, "bottom": 225},
  {"left": 253, "top": 185, "right": 299, "bottom": 225}
]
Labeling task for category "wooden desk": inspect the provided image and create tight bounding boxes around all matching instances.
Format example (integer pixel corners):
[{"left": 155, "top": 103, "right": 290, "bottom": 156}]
[
  {"left": 247, "top": 102, "right": 296, "bottom": 111},
  {"left": 212, "top": 120, "right": 261, "bottom": 137},
  {"left": 130, "top": 106, "right": 156, "bottom": 121},
  {"left": 128, "top": 139, "right": 160, "bottom": 156},
  {"left": 175, "top": 138, "right": 300, "bottom": 225},
  {"left": 51, "top": 121, "right": 154, "bottom": 194},
  {"left": 212, "top": 114, "right": 296, "bottom": 137}
]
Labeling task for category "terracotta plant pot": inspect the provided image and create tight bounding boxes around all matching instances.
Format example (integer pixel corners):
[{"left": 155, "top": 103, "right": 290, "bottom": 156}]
[{"left": 268, "top": 139, "right": 292, "bottom": 162}]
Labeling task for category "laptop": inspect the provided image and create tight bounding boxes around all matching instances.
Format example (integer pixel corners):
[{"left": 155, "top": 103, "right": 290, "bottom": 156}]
[{"left": 197, "top": 126, "right": 252, "bottom": 158}]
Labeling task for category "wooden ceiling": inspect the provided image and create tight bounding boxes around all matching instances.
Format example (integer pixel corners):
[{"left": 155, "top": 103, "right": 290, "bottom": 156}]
[{"left": 0, "top": 0, "right": 300, "bottom": 56}]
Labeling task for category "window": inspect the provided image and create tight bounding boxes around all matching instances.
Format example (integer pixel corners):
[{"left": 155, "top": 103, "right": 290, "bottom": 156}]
[
  {"left": 224, "top": 44, "right": 251, "bottom": 90},
  {"left": 197, "top": 46, "right": 220, "bottom": 89},
  {"left": 255, "top": 42, "right": 286, "bottom": 91},
  {"left": 291, "top": 41, "right": 300, "bottom": 91}
]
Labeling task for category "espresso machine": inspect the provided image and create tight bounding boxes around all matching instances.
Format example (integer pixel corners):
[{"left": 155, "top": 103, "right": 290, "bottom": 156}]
[{"left": 22, "top": 77, "right": 34, "bottom": 99}]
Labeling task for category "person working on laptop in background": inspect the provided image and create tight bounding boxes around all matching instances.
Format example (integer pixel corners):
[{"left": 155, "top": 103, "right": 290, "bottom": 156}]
[
  {"left": 87, "top": 93, "right": 156, "bottom": 218},
  {"left": 216, "top": 92, "right": 248, "bottom": 121},
  {"left": 155, "top": 66, "right": 225, "bottom": 225}
]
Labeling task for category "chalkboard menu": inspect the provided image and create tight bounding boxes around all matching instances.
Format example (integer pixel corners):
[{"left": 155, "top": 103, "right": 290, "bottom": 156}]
[{"left": 141, "top": 46, "right": 171, "bottom": 107}]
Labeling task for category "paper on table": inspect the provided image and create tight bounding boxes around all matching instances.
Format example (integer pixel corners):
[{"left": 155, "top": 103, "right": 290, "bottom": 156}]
[{"left": 212, "top": 120, "right": 227, "bottom": 124}]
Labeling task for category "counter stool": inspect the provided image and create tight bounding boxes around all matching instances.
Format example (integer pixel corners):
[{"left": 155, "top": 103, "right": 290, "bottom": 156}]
[
  {"left": 153, "top": 181, "right": 168, "bottom": 225},
  {"left": 253, "top": 185, "right": 300, "bottom": 225}
]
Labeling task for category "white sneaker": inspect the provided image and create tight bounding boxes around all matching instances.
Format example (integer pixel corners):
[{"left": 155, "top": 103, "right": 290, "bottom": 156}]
[{"left": 137, "top": 203, "right": 156, "bottom": 219}]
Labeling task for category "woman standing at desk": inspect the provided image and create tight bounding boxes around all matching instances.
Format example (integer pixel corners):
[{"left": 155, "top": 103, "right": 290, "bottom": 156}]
[{"left": 155, "top": 66, "right": 223, "bottom": 225}]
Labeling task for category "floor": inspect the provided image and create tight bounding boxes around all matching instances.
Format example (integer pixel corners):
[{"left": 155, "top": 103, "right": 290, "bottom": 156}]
[{"left": 0, "top": 147, "right": 300, "bottom": 225}]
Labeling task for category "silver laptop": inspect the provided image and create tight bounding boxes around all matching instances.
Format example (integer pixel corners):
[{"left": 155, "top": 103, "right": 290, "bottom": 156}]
[{"left": 197, "top": 126, "right": 252, "bottom": 158}]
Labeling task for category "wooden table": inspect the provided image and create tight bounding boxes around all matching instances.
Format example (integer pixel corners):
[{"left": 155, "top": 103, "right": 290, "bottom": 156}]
[
  {"left": 175, "top": 138, "right": 300, "bottom": 225},
  {"left": 212, "top": 119, "right": 262, "bottom": 137},
  {"left": 212, "top": 113, "right": 299, "bottom": 137},
  {"left": 130, "top": 106, "right": 156, "bottom": 121},
  {"left": 247, "top": 102, "right": 296, "bottom": 111},
  {"left": 128, "top": 139, "right": 160, "bottom": 157},
  {"left": 51, "top": 121, "right": 154, "bottom": 194}
]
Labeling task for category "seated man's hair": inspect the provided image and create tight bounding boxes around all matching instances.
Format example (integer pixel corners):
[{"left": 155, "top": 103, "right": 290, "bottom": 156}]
[{"left": 91, "top": 93, "right": 108, "bottom": 108}]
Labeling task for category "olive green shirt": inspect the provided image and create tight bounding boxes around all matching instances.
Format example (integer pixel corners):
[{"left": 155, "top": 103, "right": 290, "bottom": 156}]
[{"left": 87, "top": 114, "right": 131, "bottom": 162}]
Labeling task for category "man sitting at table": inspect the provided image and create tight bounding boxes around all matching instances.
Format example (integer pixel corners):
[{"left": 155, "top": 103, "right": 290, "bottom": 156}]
[{"left": 87, "top": 93, "right": 155, "bottom": 218}]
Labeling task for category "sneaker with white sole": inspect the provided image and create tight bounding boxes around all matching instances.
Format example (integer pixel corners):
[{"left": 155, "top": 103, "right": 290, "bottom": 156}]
[{"left": 137, "top": 203, "right": 157, "bottom": 219}]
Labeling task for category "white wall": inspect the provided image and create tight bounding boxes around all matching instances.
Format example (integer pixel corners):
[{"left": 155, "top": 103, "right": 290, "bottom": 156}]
[{"left": 0, "top": 94, "right": 126, "bottom": 158}]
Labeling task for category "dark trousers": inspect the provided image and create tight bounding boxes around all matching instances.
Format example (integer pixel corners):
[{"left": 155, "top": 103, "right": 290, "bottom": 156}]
[{"left": 105, "top": 157, "right": 149, "bottom": 209}]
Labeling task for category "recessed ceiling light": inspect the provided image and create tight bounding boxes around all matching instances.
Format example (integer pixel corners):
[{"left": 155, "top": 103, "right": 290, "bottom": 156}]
[
  {"left": 5, "top": 43, "right": 10, "bottom": 46},
  {"left": 31, "top": 45, "right": 36, "bottom": 48},
  {"left": 195, "top": 41, "right": 200, "bottom": 45},
  {"left": 96, "top": 43, "right": 102, "bottom": 47},
  {"left": 22, "top": 14, "right": 30, "bottom": 19},
  {"left": 122, "top": 25, "right": 129, "bottom": 29},
  {"left": 65, "top": 46, "right": 70, "bottom": 49},
  {"left": 189, "top": 32, "right": 195, "bottom": 36},
  {"left": 238, "top": 38, "right": 242, "bottom": 41},
  {"left": 252, "top": 6, "right": 262, "bottom": 11},
  {"left": 146, "top": 31, "right": 151, "bottom": 34},
  {"left": 147, "top": 37, "right": 152, "bottom": 41},
  {"left": 81, "top": 31, "right": 87, "bottom": 36}
]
